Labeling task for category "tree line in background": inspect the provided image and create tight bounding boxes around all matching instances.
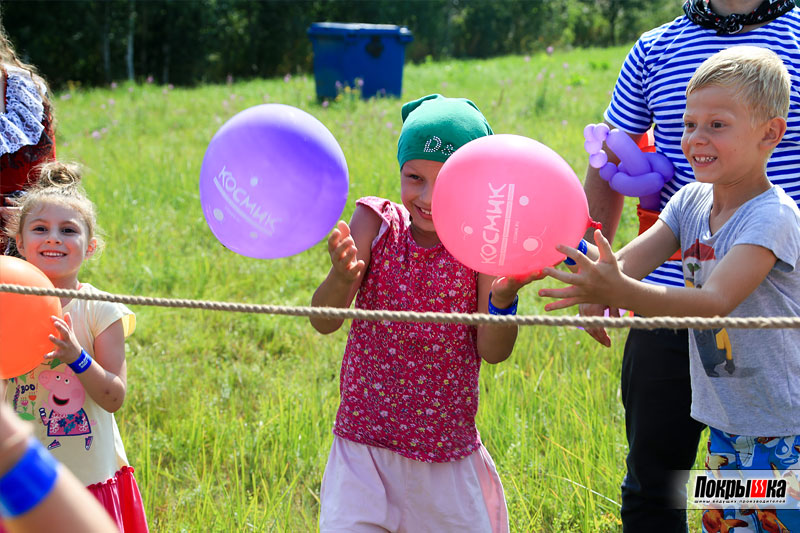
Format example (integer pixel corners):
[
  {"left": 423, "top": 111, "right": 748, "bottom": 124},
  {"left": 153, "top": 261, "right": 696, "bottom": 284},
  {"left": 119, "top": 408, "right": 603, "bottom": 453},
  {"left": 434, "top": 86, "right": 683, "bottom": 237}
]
[{"left": 1, "top": 0, "right": 683, "bottom": 90}]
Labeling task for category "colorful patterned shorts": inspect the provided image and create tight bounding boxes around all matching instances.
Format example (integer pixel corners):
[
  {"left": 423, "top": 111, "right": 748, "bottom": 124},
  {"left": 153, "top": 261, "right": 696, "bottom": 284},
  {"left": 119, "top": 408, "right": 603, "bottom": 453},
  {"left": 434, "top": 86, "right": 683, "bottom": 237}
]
[{"left": 702, "top": 427, "right": 800, "bottom": 533}]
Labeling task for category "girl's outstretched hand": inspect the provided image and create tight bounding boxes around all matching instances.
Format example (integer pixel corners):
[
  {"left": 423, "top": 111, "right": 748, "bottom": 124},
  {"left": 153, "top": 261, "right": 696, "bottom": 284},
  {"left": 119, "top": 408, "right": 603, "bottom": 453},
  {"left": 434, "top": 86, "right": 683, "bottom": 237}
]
[
  {"left": 328, "top": 220, "right": 366, "bottom": 283},
  {"left": 490, "top": 270, "right": 545, "bottom": 305},
  {"left": 47, "top": 312, "right": 83, "bottom": 364},
  {"left": 538, "top": 229, "right": 625, "bottom": 313}
]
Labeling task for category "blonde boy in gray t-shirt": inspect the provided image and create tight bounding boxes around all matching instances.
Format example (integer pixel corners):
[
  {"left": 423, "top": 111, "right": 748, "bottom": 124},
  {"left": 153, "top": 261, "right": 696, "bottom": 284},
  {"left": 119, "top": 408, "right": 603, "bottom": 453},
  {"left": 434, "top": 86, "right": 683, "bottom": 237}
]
[{"left": 540, "top": 46, "right": 800, "bottom": 528}]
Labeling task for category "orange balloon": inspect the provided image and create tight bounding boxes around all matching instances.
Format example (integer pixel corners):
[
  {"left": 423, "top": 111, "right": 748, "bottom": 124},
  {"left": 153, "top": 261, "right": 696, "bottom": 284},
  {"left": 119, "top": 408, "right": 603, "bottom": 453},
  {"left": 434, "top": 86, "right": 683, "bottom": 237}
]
[{"left": 0, "top": 256, "right": 62, "bottom": 379}]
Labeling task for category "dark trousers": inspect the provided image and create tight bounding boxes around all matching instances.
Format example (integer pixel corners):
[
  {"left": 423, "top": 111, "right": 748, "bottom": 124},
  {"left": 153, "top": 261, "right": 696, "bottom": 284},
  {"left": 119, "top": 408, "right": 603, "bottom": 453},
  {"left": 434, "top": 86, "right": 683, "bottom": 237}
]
[{"left": 620, "top": 328, "right": 706, "bottom": 533}]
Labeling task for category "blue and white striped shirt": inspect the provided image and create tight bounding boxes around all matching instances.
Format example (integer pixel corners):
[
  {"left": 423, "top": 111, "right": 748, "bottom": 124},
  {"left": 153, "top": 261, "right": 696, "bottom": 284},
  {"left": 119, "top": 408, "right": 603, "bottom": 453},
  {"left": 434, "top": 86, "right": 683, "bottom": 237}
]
[{"left": 605, "top": 8, "right": 800, "bottom": 287}]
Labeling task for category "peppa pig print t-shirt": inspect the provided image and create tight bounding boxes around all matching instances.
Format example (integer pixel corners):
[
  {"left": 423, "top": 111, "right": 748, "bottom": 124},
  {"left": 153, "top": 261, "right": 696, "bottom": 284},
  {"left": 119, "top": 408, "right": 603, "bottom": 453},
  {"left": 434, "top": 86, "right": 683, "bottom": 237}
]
[
  {"left": 5, "top": 283, "right": 135, "bottom": 486},
  {"left": 334, "top": 196, "right": 483, "bottom": 463}
]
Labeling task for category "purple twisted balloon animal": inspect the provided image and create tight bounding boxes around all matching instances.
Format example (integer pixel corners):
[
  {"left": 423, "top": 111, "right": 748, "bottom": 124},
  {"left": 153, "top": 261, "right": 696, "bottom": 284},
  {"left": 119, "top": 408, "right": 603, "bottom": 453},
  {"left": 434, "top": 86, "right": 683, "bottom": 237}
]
[{"left": 583, "top": 123, "right": 674, "bottom": 210}]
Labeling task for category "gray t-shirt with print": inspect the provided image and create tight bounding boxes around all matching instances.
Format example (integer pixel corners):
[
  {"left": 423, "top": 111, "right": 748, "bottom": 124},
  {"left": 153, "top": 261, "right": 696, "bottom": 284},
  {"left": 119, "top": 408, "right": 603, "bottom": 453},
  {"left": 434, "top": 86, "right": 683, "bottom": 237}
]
[{"left": 661, "top": 182, "right": 800, "bottom": 436}]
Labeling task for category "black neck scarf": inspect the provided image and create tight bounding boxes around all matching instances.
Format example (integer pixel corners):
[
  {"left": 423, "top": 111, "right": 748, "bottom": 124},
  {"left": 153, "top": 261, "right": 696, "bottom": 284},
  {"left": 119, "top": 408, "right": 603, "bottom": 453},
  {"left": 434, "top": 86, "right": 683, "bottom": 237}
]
[{"left": 684, "top": 0, "right": 795, "bottom": 35}]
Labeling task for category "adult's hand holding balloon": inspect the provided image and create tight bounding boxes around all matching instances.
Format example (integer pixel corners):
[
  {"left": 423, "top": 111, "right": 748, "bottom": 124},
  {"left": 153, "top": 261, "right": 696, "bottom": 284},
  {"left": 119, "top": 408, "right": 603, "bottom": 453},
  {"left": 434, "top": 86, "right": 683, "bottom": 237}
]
[
  {"left": 0, "top": 256, "right": 62, "bottom": 379},
  {"left": 432, "top": 134, "right": 599, "bottom": 277},
  {"left": 199, "top": 104, "right": 349, "bottom": 259},
  {"left": 583, "top": 124, "right": 674, "bottom": 210}
]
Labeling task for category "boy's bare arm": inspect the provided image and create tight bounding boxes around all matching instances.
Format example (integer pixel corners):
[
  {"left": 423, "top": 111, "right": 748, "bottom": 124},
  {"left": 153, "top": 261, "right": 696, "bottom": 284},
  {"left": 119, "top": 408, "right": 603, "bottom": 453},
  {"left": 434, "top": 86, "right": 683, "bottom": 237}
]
[
  {"left": 541, "top": 229, "right": 777, "bottom": 318},
  {"left": 615, "top": 220, "right": 681, "bottom": 280},
  {"left": 570, "top": 220, "right": 678, "bottom": 279}
]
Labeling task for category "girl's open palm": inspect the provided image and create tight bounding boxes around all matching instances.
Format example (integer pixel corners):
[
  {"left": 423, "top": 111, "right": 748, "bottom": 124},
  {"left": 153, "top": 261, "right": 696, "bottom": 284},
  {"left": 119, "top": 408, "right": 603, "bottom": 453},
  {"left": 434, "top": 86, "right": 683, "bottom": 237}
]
[
  {"left": 490, "top": 270, "right": 545, "bottom": 303},
  {"left": 328, "top": 220, "right": 366, "bottom": 283},
  {"left": 47, "top": 312, "right": 83, "bottom": 364}
]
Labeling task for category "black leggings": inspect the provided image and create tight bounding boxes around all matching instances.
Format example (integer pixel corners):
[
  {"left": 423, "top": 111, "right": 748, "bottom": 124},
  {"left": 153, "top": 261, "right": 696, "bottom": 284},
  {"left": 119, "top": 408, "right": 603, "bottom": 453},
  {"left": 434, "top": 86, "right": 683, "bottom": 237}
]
[{"left": 620, "top": 328, "right": 706, "bottom": 533}]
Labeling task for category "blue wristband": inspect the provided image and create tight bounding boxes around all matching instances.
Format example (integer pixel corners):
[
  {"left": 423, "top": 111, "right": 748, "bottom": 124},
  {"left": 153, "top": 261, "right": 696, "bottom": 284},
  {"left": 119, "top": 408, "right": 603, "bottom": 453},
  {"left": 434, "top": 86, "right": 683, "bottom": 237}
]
[
  {"left": 488, "top": 292, "right": 518, "bottom": 315},
  {"left": 68, "top": 349, "right": 92, "bottom": 374},
  {"left": 563, "top": 239, "right": 588, "bottom": 266},
  {"left": 0, "top": 439, "right": 59, "bottom": 519}
]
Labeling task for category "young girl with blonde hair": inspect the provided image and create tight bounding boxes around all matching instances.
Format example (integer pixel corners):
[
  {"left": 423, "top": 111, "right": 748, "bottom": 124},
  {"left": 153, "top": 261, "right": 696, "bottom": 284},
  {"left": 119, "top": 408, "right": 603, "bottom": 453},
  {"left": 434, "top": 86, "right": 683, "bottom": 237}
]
[{"left": 3, "top": 162, "right": 147, "bottom": 532}]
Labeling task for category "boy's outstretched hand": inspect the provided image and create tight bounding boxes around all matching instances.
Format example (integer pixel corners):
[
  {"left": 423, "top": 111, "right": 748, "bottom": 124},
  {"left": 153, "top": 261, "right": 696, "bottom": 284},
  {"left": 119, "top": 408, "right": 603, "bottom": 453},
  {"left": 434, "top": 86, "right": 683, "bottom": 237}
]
[
  {"left": 578, "top": 303, "right": 615, "bottom": 348},
  {"left": 327, "top": 220, "right": 366, "bottom": 283},
  {"left": 538, "top": 229, "right": 627, "bottom": 314}
]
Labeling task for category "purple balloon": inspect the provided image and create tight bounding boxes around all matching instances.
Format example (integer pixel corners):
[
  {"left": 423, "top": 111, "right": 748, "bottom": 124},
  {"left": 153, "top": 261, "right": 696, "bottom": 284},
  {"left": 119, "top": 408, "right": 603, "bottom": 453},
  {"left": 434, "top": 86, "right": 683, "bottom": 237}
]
[
  {"left": 589, "top": 151, "right": 608, "bottom": 169},
  {"left": 599, "top": 162, "right": 617, "bottom": 181},
  {"left": 584, "top": 140, "right": 603, "bottom": 154},
  {"left": 584, "top": 123, "right": 674, "bottom": 204},
  {"left": 647, "top": 151, "right": 674, "bottom": 178},
  {"left": 609, "top": 171, "right": 667, "bottom": 197},
  {"left": 606, "top": 130, "right": 650, "bottom": 176},
  {"left": 199, "top": 104, "right": 349, "bottom": 259},
  {"left": 639, "top": 191, "right": 661, "bottom": 211}
]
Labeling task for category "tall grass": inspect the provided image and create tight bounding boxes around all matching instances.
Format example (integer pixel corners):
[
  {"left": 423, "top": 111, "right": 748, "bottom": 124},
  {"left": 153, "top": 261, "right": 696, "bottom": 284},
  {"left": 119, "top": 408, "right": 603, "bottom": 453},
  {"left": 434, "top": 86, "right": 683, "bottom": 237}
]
[{"left": 51, "top": 45, "right": 705, "bottom": 531}]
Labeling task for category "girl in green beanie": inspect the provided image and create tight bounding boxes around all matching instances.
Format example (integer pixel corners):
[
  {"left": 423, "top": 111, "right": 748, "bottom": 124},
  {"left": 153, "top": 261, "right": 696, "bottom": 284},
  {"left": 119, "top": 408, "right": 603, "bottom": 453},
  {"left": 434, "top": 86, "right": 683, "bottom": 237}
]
[{"left": 311, "top": 94, "right": 537, "bottom": 532}]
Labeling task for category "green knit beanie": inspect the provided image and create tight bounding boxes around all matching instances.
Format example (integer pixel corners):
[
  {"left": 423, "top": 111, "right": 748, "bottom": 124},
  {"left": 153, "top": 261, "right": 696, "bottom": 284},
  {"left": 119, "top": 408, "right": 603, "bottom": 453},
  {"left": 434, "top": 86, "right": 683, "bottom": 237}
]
[{"left": 397, "top": 94, "right": 493, "bottom": 168}]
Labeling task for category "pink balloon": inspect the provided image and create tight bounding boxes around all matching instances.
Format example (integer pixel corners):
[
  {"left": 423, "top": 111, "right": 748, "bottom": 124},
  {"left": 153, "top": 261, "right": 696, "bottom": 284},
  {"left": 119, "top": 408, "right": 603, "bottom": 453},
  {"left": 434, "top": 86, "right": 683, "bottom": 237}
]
[
  {"left": 199, "top": 104, "right": 349, "bottom": 259},
  {"left": 432, "top": 134, "right": 595, "bottom": 276}
]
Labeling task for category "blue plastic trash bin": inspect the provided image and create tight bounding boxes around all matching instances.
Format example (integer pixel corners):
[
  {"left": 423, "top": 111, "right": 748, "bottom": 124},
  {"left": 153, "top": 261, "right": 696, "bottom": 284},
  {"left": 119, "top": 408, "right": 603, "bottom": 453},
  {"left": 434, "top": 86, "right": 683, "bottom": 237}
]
[{"left": 308, "top": 23, "right": 413, "bottom": 100}]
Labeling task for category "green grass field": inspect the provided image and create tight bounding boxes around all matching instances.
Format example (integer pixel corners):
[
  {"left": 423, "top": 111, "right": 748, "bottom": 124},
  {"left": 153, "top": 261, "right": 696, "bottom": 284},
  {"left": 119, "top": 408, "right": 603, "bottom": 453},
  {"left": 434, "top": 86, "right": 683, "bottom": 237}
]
[{"left": 52, "top": 45, "right": 706, "bottom": 532}]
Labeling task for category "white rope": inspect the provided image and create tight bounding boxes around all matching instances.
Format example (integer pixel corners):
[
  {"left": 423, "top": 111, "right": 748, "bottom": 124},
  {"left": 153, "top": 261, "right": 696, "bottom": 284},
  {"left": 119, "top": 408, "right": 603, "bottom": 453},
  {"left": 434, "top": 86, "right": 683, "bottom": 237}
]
[{"left": 2, "top": 283, "right": 798, "bottom": 330}]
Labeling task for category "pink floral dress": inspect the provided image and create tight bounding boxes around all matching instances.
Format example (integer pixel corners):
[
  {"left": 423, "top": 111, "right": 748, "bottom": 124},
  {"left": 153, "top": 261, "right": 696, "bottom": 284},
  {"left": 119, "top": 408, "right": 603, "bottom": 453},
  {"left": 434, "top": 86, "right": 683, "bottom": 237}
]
[{"left": 333, "top": 196, "right": 482, "bottom": 463}]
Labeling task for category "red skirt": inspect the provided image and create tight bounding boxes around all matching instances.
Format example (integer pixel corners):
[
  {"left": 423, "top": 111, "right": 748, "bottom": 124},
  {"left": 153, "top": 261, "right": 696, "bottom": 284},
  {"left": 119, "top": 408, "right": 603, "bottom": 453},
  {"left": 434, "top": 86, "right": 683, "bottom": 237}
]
[
  {"left": 0, "top": 466, "right": 147, "bottom": 533},
  {"left": 86, "top": 466, "right": 149, "bottom": 533}
]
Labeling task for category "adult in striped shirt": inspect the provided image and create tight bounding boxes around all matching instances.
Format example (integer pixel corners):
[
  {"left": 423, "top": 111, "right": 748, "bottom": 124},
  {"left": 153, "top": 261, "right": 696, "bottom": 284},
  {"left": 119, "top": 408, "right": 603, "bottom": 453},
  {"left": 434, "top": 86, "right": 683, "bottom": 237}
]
[{"left": 581, "top": 1, "right": 800, "bottom": 531}]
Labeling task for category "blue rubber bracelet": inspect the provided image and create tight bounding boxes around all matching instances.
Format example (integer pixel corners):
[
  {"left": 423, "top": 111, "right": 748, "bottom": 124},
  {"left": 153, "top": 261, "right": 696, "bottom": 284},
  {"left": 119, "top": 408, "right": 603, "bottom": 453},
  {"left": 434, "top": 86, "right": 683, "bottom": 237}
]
[
  {"left": 488, "top": 292, "right": 518, "bottom": 315},
  {"left": 68, "top": 349, "right": 92, "bottom": 374},
  {"left": 564, "top": 239, "right": 588, "bottom": 266},
  {"left": 0, "top": 439, "right": 59, "bottom": 519}
]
